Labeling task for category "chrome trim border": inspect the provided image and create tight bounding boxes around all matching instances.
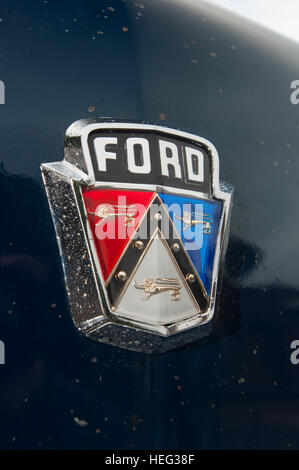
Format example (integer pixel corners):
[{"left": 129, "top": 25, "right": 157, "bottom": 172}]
[{"left": 41, "top": 119, "right": 233, "bottom": 353}]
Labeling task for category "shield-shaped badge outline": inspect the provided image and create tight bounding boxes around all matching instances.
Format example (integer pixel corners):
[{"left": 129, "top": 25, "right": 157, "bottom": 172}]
[{"left": 41, "top": 119, "right": 233, "bottom": 349}]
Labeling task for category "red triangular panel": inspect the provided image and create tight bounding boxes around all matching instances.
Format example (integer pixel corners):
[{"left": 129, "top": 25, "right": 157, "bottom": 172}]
[{"left": 82, "top": 188, "right": 155, "bottom": 281}]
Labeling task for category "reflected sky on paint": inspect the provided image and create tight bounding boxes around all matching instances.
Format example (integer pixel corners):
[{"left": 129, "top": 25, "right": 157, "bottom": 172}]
[{"left": 180, "top": 0, "right": 299, "bottom": 43}]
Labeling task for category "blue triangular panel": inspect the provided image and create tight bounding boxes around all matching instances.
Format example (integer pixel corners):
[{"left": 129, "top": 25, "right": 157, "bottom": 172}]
[{"left": 159, "top": 193, "right": 222, "bottom": 295}]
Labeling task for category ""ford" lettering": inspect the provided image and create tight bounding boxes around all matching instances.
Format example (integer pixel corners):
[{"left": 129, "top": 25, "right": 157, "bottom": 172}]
[
  {"left": 87, "top": 131, "right": 212, "bottom": 193},
  {"left": 94, "top": 136, "right": 204, "bottom": 182}
]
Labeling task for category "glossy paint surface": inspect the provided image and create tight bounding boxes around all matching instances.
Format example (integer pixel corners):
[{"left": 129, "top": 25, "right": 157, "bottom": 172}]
[{"left": 0, "top": 0, "right": 299, "bottom": 450}]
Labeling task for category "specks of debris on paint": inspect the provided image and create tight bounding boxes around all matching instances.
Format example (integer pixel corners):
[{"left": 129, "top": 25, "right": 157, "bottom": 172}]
[
  {"left": 273, "top": 161, "right": 279, "bottom": 167},
  {"left": 74, "top": 417, "right": 88, "bottom": 427},
  {"left": 88, "top": 106, "right": 95, "bottom": 113},
  {"left": 122, "top": 26, "right": 129, "bottom": 32},
  {"left": 159, "top": 113, "right": 166, "bottom": 121},
  {"left": 232, "top": 45, "right": 237, "bottom": 50},
  {"left": 238, "top": 377, "right": 246, "bottom": 384},
  {"left": 210, "top": 52, "right": 216, "bottom": 57},
  {"left": 107, "top": 7, "right": 115, "bottom": 12},
  {"left": 192, "top": 59, "right": 198, "bottom": 63}
]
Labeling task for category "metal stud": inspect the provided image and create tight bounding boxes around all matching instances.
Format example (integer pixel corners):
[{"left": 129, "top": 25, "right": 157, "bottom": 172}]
[
  {"left": 172, "top": 243, "right": 180, "bottom": 253},
  {"left": 134, "top": 240, "right": 144, "bottom": 251},
  {"left": 186, "top": 273, "right": 195, "bottom": 284},
  {"left": 117, "top": 271, "right": 128, "bottom": 282}
]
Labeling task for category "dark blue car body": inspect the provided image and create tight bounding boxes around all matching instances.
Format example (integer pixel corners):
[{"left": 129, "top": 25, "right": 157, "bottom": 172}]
[{"left": 0, "top": 0, "right": 299, "bottom": 450}]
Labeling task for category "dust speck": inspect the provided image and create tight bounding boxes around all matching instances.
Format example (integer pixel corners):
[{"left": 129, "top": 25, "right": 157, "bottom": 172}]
[{"left": 74, "top": 417, "right": 88, "bottom": 427}]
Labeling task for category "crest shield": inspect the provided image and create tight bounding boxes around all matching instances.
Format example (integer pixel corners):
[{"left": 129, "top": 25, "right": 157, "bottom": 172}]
[{"left": 41, "top": 119, "right": 233, "bottom": 353}]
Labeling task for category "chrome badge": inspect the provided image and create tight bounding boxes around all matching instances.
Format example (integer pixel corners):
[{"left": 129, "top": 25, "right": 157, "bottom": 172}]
[{"left": 41, "top": 119, "right": 233, "bottom": 353}]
